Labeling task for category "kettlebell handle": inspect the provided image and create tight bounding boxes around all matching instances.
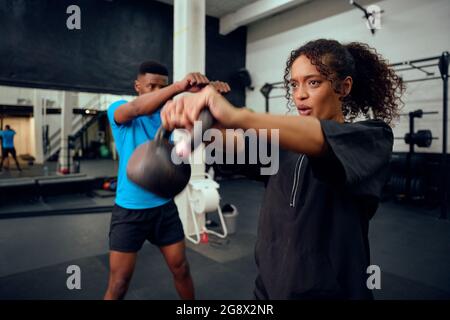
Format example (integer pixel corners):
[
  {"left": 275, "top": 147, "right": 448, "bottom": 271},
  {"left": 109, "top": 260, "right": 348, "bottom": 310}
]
[
  {"left": 155, "top": 126, "right": 173, "bottom": 143},
  {"left": 190, "top": 109, "right": 215, "bottom": 150},
  {"left": 155, "top": 109, "right": 215, "bottom": 151}
]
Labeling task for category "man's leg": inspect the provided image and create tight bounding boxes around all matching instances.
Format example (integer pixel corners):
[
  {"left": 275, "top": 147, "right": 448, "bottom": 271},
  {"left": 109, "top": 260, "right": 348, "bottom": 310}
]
[
  {"left": 160, "top": 240, "right": 194, "bottom": 299},
  {"left": 0, "top": 155, "right": 5, "bottom": 170},
  {"left": 11, "top": 149, "right": 21, "bottom": 171},
  {"left": 0, "top": 149, "right": 9, "bottom": 170},
  {"left": 104, "top": 250, "right": 137, "bottom": 300}
]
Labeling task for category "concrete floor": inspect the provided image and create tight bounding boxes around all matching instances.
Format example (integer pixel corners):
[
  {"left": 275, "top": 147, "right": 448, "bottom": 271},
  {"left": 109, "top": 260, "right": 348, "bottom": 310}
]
[
  {"left": 0, "top": 178, "right": 449, "bottom": 300},
  {"left": 0, "top": 159, "right": 118, "bottom": 180},
  {"left": 0, "top": 159, "right": 119, "bottom": 219}
]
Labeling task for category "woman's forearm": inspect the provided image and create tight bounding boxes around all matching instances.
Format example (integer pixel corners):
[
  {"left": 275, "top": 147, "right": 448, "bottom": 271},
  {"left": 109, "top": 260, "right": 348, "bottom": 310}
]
[{"left": 233, "top": 109, "right": 326, "bottom": 156}]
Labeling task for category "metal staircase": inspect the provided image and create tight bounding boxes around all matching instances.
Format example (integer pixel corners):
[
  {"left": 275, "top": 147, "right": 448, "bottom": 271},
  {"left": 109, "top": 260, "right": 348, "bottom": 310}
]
[{"left": 44, "top": 94, "right": 107, "bottom": 161}]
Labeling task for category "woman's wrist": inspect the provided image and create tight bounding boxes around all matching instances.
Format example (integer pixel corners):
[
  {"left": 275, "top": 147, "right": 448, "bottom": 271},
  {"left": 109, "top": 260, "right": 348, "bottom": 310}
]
[
  {"left": 231, "top": 108, "right": 251, "bottom": 129},
  {"left": 201, "top": 84, "right": 250, "bottom": 128}
]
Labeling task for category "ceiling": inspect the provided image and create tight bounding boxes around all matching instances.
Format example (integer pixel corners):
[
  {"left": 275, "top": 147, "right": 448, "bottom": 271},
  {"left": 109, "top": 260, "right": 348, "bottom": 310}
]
[{"left": 155, "top": 0, "right": 261, "bottom": 18}]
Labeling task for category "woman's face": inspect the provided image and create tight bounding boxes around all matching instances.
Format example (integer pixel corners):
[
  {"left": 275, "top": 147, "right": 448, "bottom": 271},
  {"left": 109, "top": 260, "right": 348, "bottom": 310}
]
[{"left": 289, "top": 55, "right": 350, "bottom": 122}]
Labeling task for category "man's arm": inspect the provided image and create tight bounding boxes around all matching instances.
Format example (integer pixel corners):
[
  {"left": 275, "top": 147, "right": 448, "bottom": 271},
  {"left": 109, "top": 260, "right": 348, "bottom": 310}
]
[
  {"left": 114, "top": 83, "right": 184, "bottom": 124},
  {"left": 114, "top": 72, "right": 210, "bottom": 125}
]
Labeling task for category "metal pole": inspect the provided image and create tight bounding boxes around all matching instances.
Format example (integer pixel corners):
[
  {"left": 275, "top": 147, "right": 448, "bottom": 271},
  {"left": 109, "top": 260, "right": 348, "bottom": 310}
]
[
  {"left": 390, "top": 55, "right": 441, "bottom": 67},
  {"left": 403, "top": 76, "right": 441, "bottom": 84},
  {"left": 406, "top": 113, "right": 414, "bottom": 199},
  {"left": 439, "top": 52, "right": 449, "bottom": 219},
  {"left": 67, "top": 138, "right": 70, "bottom": 174}
]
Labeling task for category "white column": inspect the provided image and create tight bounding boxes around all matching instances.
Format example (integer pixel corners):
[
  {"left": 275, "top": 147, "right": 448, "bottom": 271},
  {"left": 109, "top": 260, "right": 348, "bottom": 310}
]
[
  {"left": 32, "top": 90, "right": 44, "bottom": 164},
  {"left": 59, "top": 91, "right": 77, "bottom": 174},
  {"left": 173, "top": 0, "right": 207, "bottom": 238},
  {"left": 173, "top": 0, "right": 205, "bottom": 81}
]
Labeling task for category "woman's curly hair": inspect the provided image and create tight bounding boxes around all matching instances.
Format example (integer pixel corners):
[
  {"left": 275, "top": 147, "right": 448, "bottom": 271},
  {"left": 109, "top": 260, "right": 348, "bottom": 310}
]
[{"left": 283, "top": 39, "right": 405, "bottom": 125}]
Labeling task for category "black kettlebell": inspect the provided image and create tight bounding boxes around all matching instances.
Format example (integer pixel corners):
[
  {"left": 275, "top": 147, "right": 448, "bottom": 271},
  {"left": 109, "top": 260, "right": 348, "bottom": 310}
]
[{"left": 127, "top": 109, "right": 214, "bottom": 198}]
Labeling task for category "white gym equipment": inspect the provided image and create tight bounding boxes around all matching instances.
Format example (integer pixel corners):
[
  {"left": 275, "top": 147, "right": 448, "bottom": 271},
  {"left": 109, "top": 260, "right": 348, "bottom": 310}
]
[{"left": 183, "top": 172, "right": 228, "bottom": 244}]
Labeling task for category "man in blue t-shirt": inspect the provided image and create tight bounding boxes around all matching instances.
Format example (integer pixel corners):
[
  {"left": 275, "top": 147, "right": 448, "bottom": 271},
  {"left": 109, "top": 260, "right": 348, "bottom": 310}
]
[
  {"left": 104, "top": 61, "right": 230, "bottom": 300},
  {"left": 0, "top": 125, "right": 22, "bottom": 172}
]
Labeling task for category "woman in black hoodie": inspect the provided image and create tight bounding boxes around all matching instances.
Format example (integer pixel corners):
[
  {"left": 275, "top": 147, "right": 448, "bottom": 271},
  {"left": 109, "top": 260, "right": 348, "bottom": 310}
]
[{"left": 161, "top": 39, "right": 404, "bottom": 299}]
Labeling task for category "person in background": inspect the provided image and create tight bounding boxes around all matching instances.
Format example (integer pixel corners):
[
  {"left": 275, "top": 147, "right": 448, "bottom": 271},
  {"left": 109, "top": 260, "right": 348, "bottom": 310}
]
[{"left": 0, "top": 125, "right": 22, "bottom": 172}]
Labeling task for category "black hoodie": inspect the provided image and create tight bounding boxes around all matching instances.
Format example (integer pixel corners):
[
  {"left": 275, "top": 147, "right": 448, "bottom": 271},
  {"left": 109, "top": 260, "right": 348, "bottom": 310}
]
[{"left": 243, "top": 119, "right": 393, "bottom": 299}]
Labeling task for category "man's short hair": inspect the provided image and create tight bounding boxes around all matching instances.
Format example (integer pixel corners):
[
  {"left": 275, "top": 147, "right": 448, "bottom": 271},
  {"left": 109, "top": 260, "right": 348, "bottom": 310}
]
[
  {"left": 139, "top": 61, "right": 169, "bottom": 77},
  {"left": 5, "top": 125, "right": 10, "bottom": 130}
]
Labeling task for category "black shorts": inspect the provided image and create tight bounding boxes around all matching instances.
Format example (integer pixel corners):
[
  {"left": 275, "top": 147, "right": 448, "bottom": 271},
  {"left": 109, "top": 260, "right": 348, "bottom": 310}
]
[
  {"left": 2, "top": 148, "right": 16, "bottom": 157},
  {"left": 109, "top": 200, "right": 185, "bottom": 252}
]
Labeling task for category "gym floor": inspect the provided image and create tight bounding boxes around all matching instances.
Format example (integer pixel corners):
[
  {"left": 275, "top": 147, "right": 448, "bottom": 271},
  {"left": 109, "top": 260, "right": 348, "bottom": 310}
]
[
  {"left": 0, "top": 159, "right": 118, "bottom": 180},
  {"left": 0, "top": 177, "right": 449, "bottom": 300}
]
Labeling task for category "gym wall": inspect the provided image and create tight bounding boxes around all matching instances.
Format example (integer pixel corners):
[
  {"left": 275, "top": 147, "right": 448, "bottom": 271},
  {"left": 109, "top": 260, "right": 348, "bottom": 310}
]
[
  {"left": 245, "top": 0, "right": 450, "bottom": 154},
  {"left": 0, "top": 0, "right": 246, "bottom": 106}
]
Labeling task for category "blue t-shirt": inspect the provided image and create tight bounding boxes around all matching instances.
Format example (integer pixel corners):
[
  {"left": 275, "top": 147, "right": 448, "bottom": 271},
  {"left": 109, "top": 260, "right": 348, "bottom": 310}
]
[
  {"left": 107, "top": 100, "right": 170, "bottom": 209},
  {"left": 0, "top": 130, "right": 15, "bottom": 149}
]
